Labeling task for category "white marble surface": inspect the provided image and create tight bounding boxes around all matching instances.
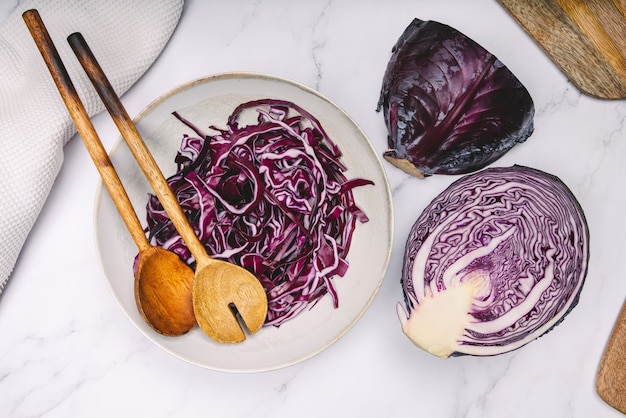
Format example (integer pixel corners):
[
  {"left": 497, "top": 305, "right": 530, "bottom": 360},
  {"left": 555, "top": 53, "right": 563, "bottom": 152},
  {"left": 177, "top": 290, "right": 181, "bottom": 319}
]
[{"left": 1, "top": 0, "right": 625, "bottom": 417}]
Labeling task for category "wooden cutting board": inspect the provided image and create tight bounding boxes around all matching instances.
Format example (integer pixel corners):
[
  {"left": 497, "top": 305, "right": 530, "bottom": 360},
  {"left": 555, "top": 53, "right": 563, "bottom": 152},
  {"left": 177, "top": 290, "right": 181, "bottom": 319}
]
[
  {"left": 497, "top": 0, "right": 626, "bottom": 99},
  {"left": 596, "top": 299, "right": 626, "bottom": 414}
]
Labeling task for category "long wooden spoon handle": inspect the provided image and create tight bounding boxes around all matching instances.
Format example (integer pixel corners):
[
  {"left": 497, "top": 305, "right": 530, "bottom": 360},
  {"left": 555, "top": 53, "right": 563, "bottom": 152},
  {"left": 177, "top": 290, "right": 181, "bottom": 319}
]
[
  {"left": 22, "top": 9, "right": 150, "bottom": 252},
  {"left": 66, "top": 32, "right": 209, "bottom": 263}
]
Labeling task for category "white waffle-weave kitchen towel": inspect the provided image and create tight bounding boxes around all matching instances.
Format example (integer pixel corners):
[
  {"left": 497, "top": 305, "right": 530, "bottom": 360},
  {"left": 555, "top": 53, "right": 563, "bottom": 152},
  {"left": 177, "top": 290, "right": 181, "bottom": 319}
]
[{"left": 0, "top": 0, "right": 184, "bottom": 294}]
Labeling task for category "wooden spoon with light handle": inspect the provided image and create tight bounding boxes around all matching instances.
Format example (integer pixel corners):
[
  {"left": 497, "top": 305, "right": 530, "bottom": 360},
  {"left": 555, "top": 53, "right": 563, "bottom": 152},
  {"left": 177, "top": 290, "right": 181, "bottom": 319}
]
[
  {"left": 66, "top": 32, "right": 268, "bottom": 343},
  {"left": 22, "top": 9, "right": 196, "bottom": 337}
]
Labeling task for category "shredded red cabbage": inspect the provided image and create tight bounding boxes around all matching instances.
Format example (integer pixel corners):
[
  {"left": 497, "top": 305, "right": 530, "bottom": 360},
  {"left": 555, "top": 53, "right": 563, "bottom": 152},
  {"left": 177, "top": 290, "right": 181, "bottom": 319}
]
[{"left": 144, "top": 99, "right": 373, "bottom": 326}]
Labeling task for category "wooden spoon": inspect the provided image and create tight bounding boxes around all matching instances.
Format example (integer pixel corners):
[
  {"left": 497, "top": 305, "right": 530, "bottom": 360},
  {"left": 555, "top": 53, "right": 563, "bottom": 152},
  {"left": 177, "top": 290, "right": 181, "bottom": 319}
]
[
  {"left": 66, "top": 32, "right": 269, "bottom": 343},
  {"left": 22, "top": 9, "right": 196, "bottom": 336}
]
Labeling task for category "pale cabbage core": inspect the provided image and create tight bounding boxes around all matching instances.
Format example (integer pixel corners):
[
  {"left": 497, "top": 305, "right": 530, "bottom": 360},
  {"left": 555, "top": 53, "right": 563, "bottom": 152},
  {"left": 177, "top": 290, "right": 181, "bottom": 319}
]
[{"left": 397, "top": 274, "right": 487, "bottom": 357}]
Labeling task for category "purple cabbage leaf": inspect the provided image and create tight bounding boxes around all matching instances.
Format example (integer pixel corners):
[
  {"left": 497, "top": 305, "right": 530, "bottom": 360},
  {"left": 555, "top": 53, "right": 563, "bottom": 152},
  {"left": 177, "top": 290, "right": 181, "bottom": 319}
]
[{"left": 377, "top": 18, "right": 535, "bottom": 178}]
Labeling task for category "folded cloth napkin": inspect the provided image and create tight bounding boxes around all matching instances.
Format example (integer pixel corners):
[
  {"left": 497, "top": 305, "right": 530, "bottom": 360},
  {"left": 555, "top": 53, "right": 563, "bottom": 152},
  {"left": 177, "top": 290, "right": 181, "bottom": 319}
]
[{"left": 0, "top": 0, "right": 184, "bottom": 294}]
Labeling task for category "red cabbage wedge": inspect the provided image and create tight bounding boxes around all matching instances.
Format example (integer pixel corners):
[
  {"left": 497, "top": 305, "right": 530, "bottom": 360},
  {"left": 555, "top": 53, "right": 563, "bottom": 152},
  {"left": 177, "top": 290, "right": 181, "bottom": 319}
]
[
  {"left": 397, "top": 166, "right": 589, "bottom": 357},
  {"left": 377, "top": 19, "right": 535, "bottom": 178},
  {"left": 144, "top": 99, "right": 372, "bottom": 327}
]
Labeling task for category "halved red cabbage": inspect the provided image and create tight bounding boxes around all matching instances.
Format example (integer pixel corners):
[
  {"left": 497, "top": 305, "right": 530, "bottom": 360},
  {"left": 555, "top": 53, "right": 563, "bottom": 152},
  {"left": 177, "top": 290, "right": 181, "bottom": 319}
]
[
  {"left": 397, "top": 165, "right": 589, "bottom": 357},
  {"left": 144, "top": 99, "right": 372, "bottom": 327},
  {"left": 377, "top": 19, "right": 535, "bottom": 178}
]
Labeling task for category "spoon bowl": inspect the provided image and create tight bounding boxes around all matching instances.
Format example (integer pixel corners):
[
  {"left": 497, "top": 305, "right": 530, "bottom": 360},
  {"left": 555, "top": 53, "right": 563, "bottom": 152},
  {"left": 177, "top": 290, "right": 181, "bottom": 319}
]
[
  {"left": 193, "top": 259, "right": 268, "bottom": 343},
  {"left": 135, "top": 246, "right": 196, "bottom": 336}
]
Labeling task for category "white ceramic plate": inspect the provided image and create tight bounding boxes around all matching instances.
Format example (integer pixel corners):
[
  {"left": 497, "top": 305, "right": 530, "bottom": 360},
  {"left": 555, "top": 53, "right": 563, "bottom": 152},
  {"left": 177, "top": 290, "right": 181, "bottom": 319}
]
[{"left": 94, "top": 72, "right": 393, "bottom": 372}]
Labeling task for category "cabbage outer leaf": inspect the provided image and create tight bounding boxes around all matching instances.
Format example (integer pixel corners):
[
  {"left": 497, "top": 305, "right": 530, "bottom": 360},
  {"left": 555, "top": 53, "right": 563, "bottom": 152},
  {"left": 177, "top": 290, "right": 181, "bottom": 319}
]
[{"left": 378, "top": 19, "right": 535, "bottom": 177}]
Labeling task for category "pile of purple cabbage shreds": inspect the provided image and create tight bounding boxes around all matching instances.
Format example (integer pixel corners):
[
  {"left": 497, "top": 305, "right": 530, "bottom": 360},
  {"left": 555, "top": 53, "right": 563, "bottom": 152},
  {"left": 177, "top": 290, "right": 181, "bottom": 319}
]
[{"left": 144, "top": 99, "right": 373, "bottom": 327}]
